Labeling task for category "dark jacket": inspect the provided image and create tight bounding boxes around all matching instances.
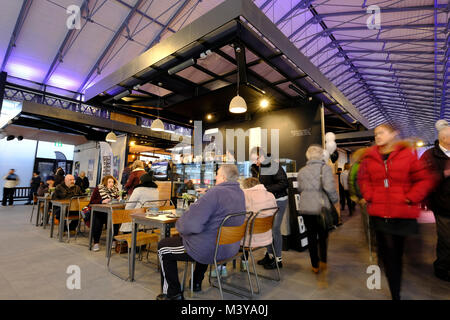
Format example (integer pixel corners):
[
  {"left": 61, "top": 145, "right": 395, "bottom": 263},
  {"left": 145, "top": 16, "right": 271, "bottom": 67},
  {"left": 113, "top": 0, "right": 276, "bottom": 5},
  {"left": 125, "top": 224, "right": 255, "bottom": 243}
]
[
  {"left": 358, "top": 142, "right": 435, "bottom": 219},
  {"left": 37, "top": 184, "right": 49, "bottom": 197},
  {"left": 75, "top": 176, "right": 89, "bottom": 192},
  {"left": 121, "top": 167, "right": 131, "bottom": 186},
  {"left": 52, "top": 183, "right": 83, "bottom": 200},
  {"left": 175, "top": 181, "right": 246, "bottom": 265},
  {"left": 30, "top": 176, "right": 41, "bottom": 190},
  {"left": 420, "top": 140, "right": 450, "bottom": 215},
  {"left": 256, "top": 159, "right": 289, "bottom": 199},
  {"left": 54, "top": 170, "right": 65, "bottom": 187}
]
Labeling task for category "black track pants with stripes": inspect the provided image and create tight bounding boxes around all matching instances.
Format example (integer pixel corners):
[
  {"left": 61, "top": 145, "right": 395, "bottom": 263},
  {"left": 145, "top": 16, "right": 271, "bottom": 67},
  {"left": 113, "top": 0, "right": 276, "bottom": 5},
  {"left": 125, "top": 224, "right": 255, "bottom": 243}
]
[{"left": 158, "top": 236, "right": 208, "bottom": 297}]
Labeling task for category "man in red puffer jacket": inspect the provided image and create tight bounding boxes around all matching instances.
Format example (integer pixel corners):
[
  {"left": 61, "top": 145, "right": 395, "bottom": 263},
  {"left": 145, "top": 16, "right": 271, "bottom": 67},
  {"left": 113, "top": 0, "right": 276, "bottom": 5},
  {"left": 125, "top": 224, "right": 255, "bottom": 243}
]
[{"left": 358, "top": 123, "right": 436, "bottom": 300}]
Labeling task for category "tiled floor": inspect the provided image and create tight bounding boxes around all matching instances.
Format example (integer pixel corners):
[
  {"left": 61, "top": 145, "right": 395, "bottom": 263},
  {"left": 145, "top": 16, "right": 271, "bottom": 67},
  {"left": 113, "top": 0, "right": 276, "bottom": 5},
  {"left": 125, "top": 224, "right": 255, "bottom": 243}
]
[{"left": 0, "top": 204, "right": 448, "bottom": 300}]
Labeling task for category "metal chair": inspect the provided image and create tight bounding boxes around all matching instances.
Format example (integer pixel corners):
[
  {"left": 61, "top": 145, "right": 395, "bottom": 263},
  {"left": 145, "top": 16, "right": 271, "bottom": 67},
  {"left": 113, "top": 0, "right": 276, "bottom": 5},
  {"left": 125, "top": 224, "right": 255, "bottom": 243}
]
[
  {"left": 242, "top": 207, "right": 280, "bottom": 294},
  {"left": 107, "top": 207, "right": 159, "bottom": 281},
  {"left": 208, "top": 211, "right": 254, "bottom": 300},
  {"left": 64, "top": 196, "right": 90, "bottom": 243},
  {"left": 29, "top": 193, "right": 38, "bottom": 224}
]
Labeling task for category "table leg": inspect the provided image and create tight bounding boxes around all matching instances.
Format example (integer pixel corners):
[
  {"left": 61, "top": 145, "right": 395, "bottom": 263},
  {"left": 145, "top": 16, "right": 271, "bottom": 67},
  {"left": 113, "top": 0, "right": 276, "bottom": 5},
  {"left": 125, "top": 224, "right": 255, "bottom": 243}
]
[
  {"left": 88, "top": 209, "right": 94, "bottom": 250},
  {"left": 50, "top": 204, "right": 55, "bottom": 238},
  {"left": 43, "top": 200, "right": 49, "bottom": 229},
  {"left": 130, "top": 221, "right": 138, "bottom": 282},
  {"left": 58, "top": 205, "right": 65, "bottom": 242},
  {"left": 35, "top": 200, "right": 41, "bottom": 226},
  {"left": 105, "top": 210, "right": 111, "bottom": 258}
]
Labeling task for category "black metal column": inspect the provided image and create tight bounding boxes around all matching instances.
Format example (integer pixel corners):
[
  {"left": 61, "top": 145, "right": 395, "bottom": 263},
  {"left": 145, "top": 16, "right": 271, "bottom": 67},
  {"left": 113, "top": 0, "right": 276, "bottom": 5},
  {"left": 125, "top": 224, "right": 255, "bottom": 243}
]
[{"left": 0, "top": 72, "right": 7, "bottom": 114}]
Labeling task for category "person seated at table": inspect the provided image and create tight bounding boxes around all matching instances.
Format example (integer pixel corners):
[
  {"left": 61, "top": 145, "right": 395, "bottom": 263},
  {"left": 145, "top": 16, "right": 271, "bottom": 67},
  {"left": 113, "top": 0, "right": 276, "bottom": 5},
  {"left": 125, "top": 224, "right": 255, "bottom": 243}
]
[
  {"left": 124, "top": 160, "right": 146, "bottom": 196},
  {"left": 240, "top": 177, "right": 277, "bottom": 269},
  {"left": 89, "top": 175, "right": 121, "bottom": 252},
  {"left": 156, "top": 164, "right": 246, "bottom": 300},
  {"left": 211, "top": 177, "right": 278, "bottom": 277},
  {"left": 176, "top": 179, "right": 195, "bottom": 196},
  {"left": 75, "top": 171, "right": 90, "bottom": 193},
  {"left": 52, "top": 174, "right": 83, "bottom": 232},
  {"left": 36, "top": 181, "right": 48, "bottom": 197},
  {"left": 120, "top": 172, "right": 159, "bottom": 233}
]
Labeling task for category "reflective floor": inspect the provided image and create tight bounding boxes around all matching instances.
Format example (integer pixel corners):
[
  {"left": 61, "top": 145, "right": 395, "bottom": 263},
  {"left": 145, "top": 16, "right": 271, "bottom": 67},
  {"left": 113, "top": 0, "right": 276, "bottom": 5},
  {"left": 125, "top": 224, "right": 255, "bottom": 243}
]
[{"left": 0, "top": 204, "right": 448, "bottom": 300}]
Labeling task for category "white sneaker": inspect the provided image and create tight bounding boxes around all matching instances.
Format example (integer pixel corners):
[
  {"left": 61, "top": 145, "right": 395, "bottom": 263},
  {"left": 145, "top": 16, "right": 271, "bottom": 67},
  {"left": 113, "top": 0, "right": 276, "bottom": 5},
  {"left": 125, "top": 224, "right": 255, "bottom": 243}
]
[
  {"left": 93, "top": 243, "right": 100, "bottom": 252},
  {"left": 111, "top": 241, "right": 116, "bottom": 249}
]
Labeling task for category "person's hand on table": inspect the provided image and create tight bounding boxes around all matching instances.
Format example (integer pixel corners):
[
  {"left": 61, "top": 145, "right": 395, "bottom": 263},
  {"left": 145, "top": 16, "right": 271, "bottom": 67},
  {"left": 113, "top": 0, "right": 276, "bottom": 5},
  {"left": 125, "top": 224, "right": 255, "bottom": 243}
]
[{"left": 102, "top": 198, "right": 111, "bottom": 204}]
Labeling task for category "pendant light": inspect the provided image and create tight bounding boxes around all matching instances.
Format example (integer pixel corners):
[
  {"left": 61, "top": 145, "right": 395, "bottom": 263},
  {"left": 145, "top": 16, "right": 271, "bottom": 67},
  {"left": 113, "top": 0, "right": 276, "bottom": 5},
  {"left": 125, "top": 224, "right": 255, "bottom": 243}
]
[
  {"left": 105, "top": 131, "right": 117, "bottom": 142},
  {"left": 151, "top": 90, "right": 165, "bottom": 131},
  {"left": 229, "top": 47, "right": 247, "bottom": 114}
]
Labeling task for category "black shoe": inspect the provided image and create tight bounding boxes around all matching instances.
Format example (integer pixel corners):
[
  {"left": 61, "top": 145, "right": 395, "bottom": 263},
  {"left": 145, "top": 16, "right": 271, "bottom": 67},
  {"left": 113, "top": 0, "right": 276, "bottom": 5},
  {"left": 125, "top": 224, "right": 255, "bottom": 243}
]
[
  {"left": 193, "top": 282, "right": 202, "bottom": 292},
  {"left": 263, "top": 259, "right": 282, "bottom": 270},
  {"left": 156, "top": 293, "right": 184, "bottom": 300},
  {"left": 257, "top": 252, "right": 272, "bottom": 266}
]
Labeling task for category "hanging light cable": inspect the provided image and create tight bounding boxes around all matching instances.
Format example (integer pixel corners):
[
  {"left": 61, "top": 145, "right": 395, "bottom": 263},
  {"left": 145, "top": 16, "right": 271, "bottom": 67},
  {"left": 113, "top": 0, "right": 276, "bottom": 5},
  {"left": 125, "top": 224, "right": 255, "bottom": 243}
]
[
  {"left": 229, "top": 46, "right": 247, "bottom": 113},
  {"left": 151, "top": 87, "right": 165, "bottom": 131}
]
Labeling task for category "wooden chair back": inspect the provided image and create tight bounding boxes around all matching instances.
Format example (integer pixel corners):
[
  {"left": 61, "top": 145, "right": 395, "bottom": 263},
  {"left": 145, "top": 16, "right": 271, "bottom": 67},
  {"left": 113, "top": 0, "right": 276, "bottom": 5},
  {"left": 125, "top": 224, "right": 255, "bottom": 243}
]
[
  {"left": 251, "top": 215, "right": 275, "bottom": 235},
  {"left": 111, "top": 207, "right": 146, "bottom": 225},
  {"left": 216, "top": 212, "right": 248, "bottom": 246}
]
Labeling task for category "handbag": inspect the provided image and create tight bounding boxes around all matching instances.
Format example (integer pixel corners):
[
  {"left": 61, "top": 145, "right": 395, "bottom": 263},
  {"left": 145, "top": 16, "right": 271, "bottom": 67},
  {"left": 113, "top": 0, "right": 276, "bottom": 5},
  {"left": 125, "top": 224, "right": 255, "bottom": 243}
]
[{"left": 318, "top": 164, "right": 339, "bottom": 231}]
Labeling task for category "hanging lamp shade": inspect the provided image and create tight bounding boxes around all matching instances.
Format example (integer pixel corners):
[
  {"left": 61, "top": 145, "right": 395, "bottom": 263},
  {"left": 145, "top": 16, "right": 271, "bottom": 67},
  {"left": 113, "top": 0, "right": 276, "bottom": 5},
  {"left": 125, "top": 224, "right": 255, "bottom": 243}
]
[
  {"left": 150, "top": 118, "right": 165, "bottom": 131},
  {"left": 229, "top": 95, "right": 247, "bottom": 113},
  {"left": 105, "top": 131, "right": 117, "bottom": 142}
]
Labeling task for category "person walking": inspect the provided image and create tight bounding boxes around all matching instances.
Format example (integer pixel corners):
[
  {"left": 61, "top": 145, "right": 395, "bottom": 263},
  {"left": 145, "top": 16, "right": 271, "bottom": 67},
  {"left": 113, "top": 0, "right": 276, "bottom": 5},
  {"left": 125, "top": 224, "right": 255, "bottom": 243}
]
[
  {"left": 358, "top": 123, "right": 435, "bottom": 300},
  {"left": 297, "top": 145, "right": 338, "bottom": 274},
  {"left": 26, "top": 171, "right": 41, "bottom": 205},
  {"left": 340, "top": 163, "right": 354, "bottom": 216},
  {"left": 420, "top": 125, "right": 450, "bottom": 282},
  {"left": 250, "top": 147, "right": 289, "bottom": 270},
  {"left": 2, "top": 169, "right": 20, "bottom": 206}
]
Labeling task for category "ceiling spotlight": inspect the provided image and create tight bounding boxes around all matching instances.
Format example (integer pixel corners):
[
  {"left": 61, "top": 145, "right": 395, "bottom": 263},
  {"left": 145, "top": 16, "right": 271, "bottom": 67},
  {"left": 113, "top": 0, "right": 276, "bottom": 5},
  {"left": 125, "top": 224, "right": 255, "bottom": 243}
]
[
  {"left": 308, "top": 96, "right": 313, "bottom": 101},
  {"left": 416, "top": 140, "right": 424, "bottom": 147},
  {"left": 130, "top": 141, "right": 136, "bottom": 146},
  {"left": 260, "top": 99, "right": 269, "bottom": 108},
  {"left": 207, "top": 114, "right": 213, "bottom": 120},
  {"left": 189, "top": 120, "right": 193, "bottom": 124}
]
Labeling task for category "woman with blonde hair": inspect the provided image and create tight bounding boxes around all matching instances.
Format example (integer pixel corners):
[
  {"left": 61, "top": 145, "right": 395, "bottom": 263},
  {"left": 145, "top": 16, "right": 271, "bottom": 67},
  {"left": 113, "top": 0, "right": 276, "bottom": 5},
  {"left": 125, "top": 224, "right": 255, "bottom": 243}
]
[
  {"left": 124, "top": 160, "right": 146, "bottom": 196},
  {"left": 297, "top": 144, "right": 338, "bottom": 274}
]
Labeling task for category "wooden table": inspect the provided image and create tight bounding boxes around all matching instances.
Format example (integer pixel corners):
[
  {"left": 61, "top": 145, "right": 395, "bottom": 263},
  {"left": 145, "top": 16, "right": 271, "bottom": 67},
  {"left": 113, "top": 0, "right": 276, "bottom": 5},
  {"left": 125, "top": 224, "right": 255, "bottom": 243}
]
[
  {"left": 36, "top": 196, "right": 51, "bottom": 227},
  {"left": 50, "top": 199, "right": 70, "bottom": 242},
  {"left": 89, "top": 203, "right": 126, "bottom": 257},
  {"left": 129, "top": 210, "right": 178, "bottom": 281}
]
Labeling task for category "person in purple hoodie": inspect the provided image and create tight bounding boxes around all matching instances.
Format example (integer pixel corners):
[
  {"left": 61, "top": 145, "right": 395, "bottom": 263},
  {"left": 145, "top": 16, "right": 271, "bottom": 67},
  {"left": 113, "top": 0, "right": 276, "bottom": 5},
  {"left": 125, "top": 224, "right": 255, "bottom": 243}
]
[{"left": 156, "top": 164, "right": 246, "bottom": 300}]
